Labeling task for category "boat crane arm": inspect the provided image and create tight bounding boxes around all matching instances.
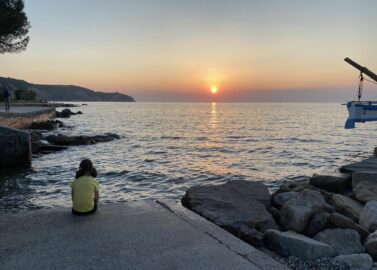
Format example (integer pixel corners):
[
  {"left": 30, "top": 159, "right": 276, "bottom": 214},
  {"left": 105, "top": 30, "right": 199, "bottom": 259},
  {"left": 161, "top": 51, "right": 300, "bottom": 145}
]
[{"left": 344, "top": 57, "right": 377, "bottom": 83}]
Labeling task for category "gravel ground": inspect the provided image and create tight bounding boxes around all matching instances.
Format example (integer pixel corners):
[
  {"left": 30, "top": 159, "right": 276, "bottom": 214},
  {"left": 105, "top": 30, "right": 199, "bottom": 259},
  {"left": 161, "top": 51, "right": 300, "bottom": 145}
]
[{"left": 277, "top": 256, "right": 361, "bottom": 270}]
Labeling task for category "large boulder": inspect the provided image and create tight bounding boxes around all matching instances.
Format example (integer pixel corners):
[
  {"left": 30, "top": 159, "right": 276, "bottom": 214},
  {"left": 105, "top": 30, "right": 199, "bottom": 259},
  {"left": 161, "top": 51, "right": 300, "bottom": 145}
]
[
  {"left": 333, "top": 254, "right": 373, "bottom": 270},
  {"left": 237, "top": 225, "right": 264, "bottom": 247},
  {"left": 280, "top": 189, "right": 328, "bottom": 233},
  {"left": 46, "top": 134, "right": 91, "bottom": 145},
  {"left": 314, "top": 228, "right": 365, "bottom": 255},
  {"left": 267, "top": 206, "right": 281, "bottom": 224},
  {"left": 181, "top": 180, "right": 277, "bottom": 234},
  {"left": 272, "top": 191, "right": 298, "bottom": 209},
  {"left": 46, "top": 133, "right": 120, "bottom": 146},
  {"left": 352, "top": 172, "right": 377, "bottom": 203},
  {"left": 329, "top": 213, "right": 370, "bottom": 240},
  {"left": 365, "top": 231, "right": 377, "bottom": 259},
  {"left": 264, "top": 229, "right": 336, "bottom": 259},
  {"left": 340, "top": 158, "right": 377, "bottom": 173},
  {"left": 56, "top": 108, "right": 73, "bottom": 118},
  {"left": 309, "top": 174, "right": 350, "bottom": 194},
  {"left": 30, "top": 120, "right": 63, "bottom": 131},
  {"left": 331, "top": 194, "right": 364, "bottom": 221},
  {"left": 359, "top": 201, "right": 377, "bottom": 232},
  {"left": 352, "top": 171, "right": 377, "bottom": 188},
  {"left": 354, "top": 182, "right": 377, "bottom": 203},
  {"left": 304, "top": 212, "right": 330, "bottom": 237}
]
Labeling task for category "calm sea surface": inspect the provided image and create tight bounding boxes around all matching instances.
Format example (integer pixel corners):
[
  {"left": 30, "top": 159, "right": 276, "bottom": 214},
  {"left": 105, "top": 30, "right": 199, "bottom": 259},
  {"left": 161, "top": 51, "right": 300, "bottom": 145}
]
[{"left": 1, "top": 102, "right": 376, "bottom": 212}]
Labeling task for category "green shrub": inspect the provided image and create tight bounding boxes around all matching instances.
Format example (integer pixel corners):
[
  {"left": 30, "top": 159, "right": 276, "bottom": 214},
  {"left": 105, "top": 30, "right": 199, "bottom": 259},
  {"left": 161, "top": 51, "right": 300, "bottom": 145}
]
[{"left": 14, "top": 89, "right": 36, "bottom": 101}]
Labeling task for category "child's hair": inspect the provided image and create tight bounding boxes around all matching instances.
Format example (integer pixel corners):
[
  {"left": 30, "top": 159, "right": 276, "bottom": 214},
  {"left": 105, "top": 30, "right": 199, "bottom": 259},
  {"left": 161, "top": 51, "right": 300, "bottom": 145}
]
[
  {"left": 90, "top": 167, "right": 98, "bottom": 178},
  {"left": 75, "top": 159, "right": 93, "bottom": 179}
]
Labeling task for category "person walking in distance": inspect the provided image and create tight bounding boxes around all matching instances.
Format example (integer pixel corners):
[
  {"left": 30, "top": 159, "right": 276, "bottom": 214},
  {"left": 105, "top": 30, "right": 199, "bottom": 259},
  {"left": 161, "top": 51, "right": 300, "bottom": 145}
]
[{"left": 4, "top": 87, "right": 10, "bottom": 111}]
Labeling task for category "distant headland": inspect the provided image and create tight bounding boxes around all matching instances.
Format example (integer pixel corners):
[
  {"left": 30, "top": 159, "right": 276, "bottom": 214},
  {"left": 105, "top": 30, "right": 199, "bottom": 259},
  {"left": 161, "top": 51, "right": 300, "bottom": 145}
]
[{"left": 0, "top": 77, "right": 135, "bottom": 102}]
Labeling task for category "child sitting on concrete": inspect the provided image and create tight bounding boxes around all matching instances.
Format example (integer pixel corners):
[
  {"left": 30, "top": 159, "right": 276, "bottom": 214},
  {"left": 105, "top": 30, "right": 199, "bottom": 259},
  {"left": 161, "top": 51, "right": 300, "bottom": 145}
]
[{"left": 70, "top": 159, "right": 99, "bottom": 215}]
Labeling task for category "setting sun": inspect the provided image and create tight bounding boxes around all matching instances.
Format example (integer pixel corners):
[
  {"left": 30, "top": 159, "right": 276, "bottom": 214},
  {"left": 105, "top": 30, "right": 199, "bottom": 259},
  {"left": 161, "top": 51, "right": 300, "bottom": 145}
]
[{"left": 211, "top": 86, "right": 218, "bottom": 94}]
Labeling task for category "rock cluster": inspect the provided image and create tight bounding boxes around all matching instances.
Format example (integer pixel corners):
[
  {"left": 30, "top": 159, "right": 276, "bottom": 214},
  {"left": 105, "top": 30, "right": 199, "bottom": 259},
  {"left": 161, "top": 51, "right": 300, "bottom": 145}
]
[
  {"left": 30, "top": 120, "right": 64, "bottom": 131},
  {"left": 46, "top": 133, "right": 120, "bottom": 146},
  {"left": 28, "top": 108, "right": 120, "bottom": 154},
  {"left": 56, "top": 108, "right": 83, "bottom": 118},
  {"left": 182, "top": 165, "right": 377, "bottom": 269}
]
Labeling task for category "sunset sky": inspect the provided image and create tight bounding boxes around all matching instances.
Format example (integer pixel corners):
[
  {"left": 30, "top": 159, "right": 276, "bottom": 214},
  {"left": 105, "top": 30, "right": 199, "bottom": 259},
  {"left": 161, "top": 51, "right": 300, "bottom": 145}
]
[{"left": 1, "top": 0, "right": 377, "bottom": 101}]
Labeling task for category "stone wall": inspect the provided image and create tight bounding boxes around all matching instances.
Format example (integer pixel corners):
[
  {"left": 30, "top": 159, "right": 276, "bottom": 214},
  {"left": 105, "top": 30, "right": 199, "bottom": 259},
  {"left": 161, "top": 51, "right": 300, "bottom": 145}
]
[
  {"left": 0, "top": 125, "right": 31, "bottom": 166},
  {"left": 0, "top": 109, "right": 55, "bottom": 129}
]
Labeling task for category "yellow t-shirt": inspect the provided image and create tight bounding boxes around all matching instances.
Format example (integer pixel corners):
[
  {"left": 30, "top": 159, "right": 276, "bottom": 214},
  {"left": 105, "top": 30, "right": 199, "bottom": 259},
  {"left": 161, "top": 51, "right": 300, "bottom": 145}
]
[{"left": 70, "top": 176, "right": 99, "bottom": 212}]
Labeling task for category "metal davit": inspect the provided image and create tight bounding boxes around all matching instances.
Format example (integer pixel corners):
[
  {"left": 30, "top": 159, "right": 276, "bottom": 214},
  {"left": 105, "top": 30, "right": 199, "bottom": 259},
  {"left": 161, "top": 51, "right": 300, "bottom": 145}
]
[{"left": 344, "top": 58, "right": 377, "bottom": 129}]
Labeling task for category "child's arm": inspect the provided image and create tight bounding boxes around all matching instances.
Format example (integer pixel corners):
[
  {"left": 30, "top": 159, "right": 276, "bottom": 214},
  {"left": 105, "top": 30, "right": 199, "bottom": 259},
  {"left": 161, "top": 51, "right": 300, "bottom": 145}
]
[{"left": 94, "top": 191, "right": 99, "bottom": 202}]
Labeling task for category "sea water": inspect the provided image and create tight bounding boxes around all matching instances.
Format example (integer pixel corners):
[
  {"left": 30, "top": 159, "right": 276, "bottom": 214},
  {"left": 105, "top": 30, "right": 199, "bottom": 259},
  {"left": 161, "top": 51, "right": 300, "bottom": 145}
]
[{"left": 0, "top": 102, "right": 376, "bottom": 212}]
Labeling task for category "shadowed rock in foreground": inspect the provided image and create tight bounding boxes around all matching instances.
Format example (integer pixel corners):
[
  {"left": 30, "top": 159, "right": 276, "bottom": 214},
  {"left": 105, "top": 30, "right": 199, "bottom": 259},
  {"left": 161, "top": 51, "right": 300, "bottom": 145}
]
[{"left": 181, "top": 180, "right": 278, "bottom": 234}]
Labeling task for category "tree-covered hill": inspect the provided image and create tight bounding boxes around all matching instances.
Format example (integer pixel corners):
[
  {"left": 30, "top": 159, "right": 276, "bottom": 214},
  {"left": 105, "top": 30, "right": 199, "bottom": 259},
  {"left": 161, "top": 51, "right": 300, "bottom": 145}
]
[{"left": 0, "top": 77, "right": 135, "bottom": 102}]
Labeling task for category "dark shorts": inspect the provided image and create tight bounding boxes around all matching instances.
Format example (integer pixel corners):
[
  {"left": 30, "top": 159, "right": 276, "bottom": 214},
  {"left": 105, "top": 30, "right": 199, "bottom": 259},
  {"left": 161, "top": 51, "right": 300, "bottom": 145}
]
[{"left": 72, "top": 202, "right": 97, "bottom": 216}]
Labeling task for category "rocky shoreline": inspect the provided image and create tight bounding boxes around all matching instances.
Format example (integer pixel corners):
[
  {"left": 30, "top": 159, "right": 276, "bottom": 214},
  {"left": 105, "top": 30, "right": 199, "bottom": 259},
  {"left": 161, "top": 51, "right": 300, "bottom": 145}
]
[
  {"left": 29, "top": 107, "right": 120, "bottom": 155},
  {"left": 182, "top": 154, "right": 377, "bottom": 270}
]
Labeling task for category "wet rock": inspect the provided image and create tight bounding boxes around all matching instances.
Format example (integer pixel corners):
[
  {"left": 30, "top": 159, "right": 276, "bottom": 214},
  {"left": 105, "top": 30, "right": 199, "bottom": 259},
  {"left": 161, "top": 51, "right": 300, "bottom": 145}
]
[
  {"left": 329, "top": 213, "right": 370, "bottom": 240},
  {"left": 37, "top": 144, "right": 67, "bottom": 154},
  {"left": 365, "top": 231, "right": 377, "bottom": 259},
  {"left": 331, "top": 194, "right": 364, "bottom": 221},
  {"left": 304, "top": 212, "right": 330, "bottom": 237},
  {"left": 268, "top": 206, "right": 281, "bottom": 225},
  {"left": 237, "top": 225, "right": 264, "bottom": 247},
  {"left": 181, "top": 180, "right": 277, "bottom": 234},
  {"left": 56, "top": 108, "right": 73, "bottom": 118},
  {"left": 31, "top": 140, "right": 68, "bottom": 154},
  {"left": 264, "top": 229, "right": 336, "bottom": 259},
  {"left": 46, "top": 134, "right": 90, "bottom": 145},
  {"left": 354, "top": 182, "right": 377, "bottom": 203},
  {"left": 359, "top": 200, "right": 377, "bottom": 232},
  {"left": 56, "top": 109, "right": 83, "bottom": 118},
  {"left": 30, "top": 120, "right": 63, "bottom": 131},
  {"left": 340, "top": 159, "right": 377, "bottom": 173},
  {"left": 309, "top": 174, "right": 350, "bottom": 194},
  {"left": 314, "top": 228, "right": 364, "bottom": 255},
  {"left": 31, "top": 140, "right": 44, "bottom": 154},
  {"left": 30, "top": 131, "right": 43, "bottom": 142},
  {"left": 46, "top": 133, "right": 120, "bottom": 146},
  {"left": 352, "top": 171, "right": 377, "bottom": 188},
  {"left": 272, "top": 191, "right": 298, "bottom": 209},
  {"left": 333, "top": 254, "right": 373, "bottom": 270},
  {"left": 280, "top": 189, "right": 328, "bottom": 233}
]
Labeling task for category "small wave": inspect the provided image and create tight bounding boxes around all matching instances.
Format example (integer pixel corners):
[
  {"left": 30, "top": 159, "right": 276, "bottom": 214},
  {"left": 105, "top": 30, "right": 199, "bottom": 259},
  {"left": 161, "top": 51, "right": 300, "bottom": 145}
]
[
  {"left": 160, "top": 136, "right": 182, "bottom": 140},
  {"left": 146, "top": 151, "right": 167, "bottom": 155},
  {"left": 292, "top": 162, "right": 312, "bottom": 167},
  {"left": 288, "top": 138, "right": 323, "bottom": 143},
  {"left": 103, "top": 170, "right": 130, "bottom": 177},
  {"left": 226, "top": 135, "right": 245, "bottom": 139}
]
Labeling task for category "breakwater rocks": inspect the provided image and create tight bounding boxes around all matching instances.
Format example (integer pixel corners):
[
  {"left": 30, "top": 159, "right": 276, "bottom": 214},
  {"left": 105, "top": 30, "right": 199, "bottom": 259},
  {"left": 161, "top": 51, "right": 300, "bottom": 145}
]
[
  {"left": 28, "top": 110, "right": 119, "bottom": 154},
  {"left": 30, "top": 132, "right": 120, "bottom": 154},
  {"left": 182, "top": 166, "right": 377, "bottom": 269},
  {"left": 56, "top": 108, "right": 83, "bottom": 118}
]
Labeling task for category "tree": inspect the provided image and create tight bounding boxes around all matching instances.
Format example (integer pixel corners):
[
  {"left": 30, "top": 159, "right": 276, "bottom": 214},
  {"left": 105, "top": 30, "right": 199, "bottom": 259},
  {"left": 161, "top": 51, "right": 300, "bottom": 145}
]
[
  {"left": 14, "top": 89, "right": 36, "bottom": 101},
  {"left": 0, "top": 0, "right": 30, "bottom": 54},
  {"left": 0, "top": 86, "right": 6, "bottom": 101}
]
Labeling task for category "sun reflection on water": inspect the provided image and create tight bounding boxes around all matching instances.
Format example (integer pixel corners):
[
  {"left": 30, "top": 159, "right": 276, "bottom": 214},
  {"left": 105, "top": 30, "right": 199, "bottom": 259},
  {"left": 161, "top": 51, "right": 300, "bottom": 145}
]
[{"left": 210, "top": 102, "right": 218, "bottom": 128}]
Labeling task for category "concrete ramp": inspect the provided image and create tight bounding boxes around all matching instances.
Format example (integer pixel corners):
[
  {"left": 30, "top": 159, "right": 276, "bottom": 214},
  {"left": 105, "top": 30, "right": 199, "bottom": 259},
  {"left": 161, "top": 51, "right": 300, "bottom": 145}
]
[{"left": 0, "top": 200, "right": 286, "bottom": 270}]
